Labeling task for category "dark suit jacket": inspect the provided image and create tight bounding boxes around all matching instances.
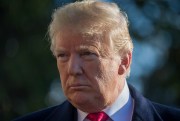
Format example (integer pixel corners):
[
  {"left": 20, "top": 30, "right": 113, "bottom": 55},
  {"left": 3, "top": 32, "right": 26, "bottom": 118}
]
[{"left": 13, "top": 84, "right": 180, "bottom": 121}]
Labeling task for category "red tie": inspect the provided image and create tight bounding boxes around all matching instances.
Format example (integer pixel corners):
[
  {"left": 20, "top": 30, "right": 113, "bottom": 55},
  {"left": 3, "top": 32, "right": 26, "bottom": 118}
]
[{"left": 86, "top": 111, "right": 109, "bottom": 121}]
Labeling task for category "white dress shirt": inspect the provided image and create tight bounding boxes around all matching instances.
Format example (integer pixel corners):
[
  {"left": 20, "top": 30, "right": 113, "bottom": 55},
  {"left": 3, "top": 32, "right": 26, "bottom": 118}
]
[{"left": 77, "top": 81, "right": 134, "bottom": 121}]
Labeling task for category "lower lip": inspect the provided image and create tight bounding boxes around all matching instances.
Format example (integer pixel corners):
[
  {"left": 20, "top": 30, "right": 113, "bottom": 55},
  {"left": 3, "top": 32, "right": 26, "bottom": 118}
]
[{"left": 69, "top": 85, "right": 89, "bottom": 90}]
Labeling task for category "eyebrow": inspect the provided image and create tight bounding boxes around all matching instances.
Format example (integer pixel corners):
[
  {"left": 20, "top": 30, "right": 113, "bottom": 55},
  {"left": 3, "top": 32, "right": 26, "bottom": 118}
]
[
  {"left": 77, "top": 45, "right": 92, "bottom": 50},
  {"left": 54, "top": 43, "right": 101, "bottom": 55},
  {"left": 53, "top": 47, "right": 67, "bottom": 56},
  {"left": 55, "top": 47, "right": 66, "bottom": 52},
  {"left": 76, "top": 45, "right": 100, "bottom": 51}
]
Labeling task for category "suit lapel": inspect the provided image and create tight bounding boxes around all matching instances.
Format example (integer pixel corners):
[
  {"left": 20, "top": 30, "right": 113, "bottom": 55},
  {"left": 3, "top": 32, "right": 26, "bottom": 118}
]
[
  {"left": 45, "top": 101, "right": 77, "bottom": 121},
  {"left": 128, "top": 84, "right": 163, "bottom": 121}
]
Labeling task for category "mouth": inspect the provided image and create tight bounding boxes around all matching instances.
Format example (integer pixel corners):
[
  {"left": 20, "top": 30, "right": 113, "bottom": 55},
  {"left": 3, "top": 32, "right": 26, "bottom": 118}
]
[{"left": 69, "top": 84, "right": 89, "bottom": 90}]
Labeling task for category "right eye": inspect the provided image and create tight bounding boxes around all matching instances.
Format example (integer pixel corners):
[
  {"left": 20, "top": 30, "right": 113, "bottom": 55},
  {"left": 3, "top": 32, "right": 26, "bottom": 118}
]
[
  {"left": 57, "top": 53, "right": 66, "bottom": 58},
  {"left": 56, "top": 53, "right": 68, "bottom": 62}
]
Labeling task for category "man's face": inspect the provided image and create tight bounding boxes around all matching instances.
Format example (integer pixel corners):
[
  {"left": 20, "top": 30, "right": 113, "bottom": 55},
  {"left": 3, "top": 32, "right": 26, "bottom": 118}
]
[{"left": 54, "top": 27, "right": 125, "bottom": 113}]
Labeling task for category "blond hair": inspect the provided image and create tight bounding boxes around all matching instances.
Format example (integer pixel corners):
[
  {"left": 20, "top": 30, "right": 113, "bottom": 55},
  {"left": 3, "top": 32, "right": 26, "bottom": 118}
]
[{"left": 49, "top": 0, "right": 133, "bottom": 76}]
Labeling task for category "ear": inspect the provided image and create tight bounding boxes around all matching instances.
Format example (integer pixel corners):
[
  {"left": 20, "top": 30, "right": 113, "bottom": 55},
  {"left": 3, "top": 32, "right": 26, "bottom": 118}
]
[{"left": 118, "top": 52, "right": 132, "bottom": 75}]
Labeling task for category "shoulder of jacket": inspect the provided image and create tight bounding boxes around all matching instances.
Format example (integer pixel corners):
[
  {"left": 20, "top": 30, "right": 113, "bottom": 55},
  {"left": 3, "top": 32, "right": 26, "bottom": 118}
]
[{"left": 151, "top": 102, "right": 180, "bottom": 121}]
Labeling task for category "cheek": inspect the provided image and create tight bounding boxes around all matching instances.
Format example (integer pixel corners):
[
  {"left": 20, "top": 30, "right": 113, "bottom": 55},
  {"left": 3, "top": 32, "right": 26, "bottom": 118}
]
[
  {"left": 98, "top": 60, "right": 119, "bottom": 85},
  {"left": 88, "top": 62, "right": 108, "bottom": 88},
  {"left": 83, "top": 60, "right": 101, "bottom": 80},
  {"left": 57, "top": 62, "right": 68, "bottom": 86}
]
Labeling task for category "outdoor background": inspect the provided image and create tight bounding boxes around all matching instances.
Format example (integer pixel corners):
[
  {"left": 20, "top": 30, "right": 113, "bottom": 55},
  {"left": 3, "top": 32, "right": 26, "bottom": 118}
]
[{"left": 1, "top": 0, "right": 180, "bottom": 120}]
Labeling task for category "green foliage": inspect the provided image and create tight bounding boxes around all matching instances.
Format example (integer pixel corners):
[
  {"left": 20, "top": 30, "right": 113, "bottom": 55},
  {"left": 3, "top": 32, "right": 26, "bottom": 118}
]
[{"left": 0, "top": 0, "right": 58, "bottom": 120}]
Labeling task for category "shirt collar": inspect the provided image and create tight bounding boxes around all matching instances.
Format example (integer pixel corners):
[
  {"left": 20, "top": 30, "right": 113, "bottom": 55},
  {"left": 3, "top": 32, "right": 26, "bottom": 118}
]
[
  {"left": 103, "top": 81, "right": 130, "bottom": 116},
  {"left": 77, "top": 81, "right": 133, "bottom": 121}
]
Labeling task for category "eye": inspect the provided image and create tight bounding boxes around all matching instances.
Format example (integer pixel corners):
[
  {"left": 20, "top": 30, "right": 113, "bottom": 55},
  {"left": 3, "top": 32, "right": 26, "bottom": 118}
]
[
  {"left": 80, "top": 51, "right": 97, "bottom": 60},
  {"left": 56, "top": 53, "right": 68, "bottom": 62},
  {"left": 57, "top": 53, "right": 66, "bottom": 58},
  {"left": 82, "top": 51, "right": 94, "bottom": 56}
]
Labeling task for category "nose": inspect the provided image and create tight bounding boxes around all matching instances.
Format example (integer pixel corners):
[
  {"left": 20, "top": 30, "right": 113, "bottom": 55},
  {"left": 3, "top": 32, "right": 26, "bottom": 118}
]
[{"left": 68, "top": 54, "right": 83, "bottom": 76}]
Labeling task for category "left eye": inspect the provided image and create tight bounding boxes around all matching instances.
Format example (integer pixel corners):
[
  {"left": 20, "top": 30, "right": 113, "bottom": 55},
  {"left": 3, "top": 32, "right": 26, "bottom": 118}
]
[
  {"left": 82, "top": 52, "right": 94, "bottom": 56},
  {"left": 80, "top": 51, "right": 97, "bottom": 60}
]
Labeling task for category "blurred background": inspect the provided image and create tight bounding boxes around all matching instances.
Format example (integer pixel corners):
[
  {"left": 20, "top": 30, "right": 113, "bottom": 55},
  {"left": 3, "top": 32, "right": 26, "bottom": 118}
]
[{"left": 0, "top": 0, "right": 180, "bottom": 120}]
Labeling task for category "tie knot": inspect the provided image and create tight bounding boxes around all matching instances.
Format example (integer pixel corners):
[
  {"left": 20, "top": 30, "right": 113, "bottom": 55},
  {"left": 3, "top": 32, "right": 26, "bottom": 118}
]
[{"left": 86, "top": 111, "right": 109, "bottom": 121}]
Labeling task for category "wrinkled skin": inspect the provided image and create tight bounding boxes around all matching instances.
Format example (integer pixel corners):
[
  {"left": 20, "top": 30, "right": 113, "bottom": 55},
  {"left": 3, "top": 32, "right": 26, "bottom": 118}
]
[{"left": 54, "top": 26, "right": 130, "bottom": 113}]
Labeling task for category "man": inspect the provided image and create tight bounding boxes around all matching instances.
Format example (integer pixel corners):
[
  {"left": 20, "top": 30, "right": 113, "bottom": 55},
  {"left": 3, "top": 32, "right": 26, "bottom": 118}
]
[{"left": 13, "top": 0, "right": 180, "bottom": 121}]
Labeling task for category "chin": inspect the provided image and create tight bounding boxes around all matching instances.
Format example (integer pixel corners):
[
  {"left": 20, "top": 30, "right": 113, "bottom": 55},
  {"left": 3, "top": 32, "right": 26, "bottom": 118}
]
[
  {"left": 75, "top": 103, "right": 104, "bottom": 113},
  {"left": 68, "top": 92, "right": 89, "bottom": 104},
  {"left": 69, "top": 94, "right": 106, "bottom": 113}
]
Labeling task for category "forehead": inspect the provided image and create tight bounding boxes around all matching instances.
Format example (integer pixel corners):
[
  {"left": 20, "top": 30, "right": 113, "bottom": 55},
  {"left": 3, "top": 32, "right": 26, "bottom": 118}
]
[
  {"left": 59, "top": 31, "right": 99, "bottom": 43},
  {"left": 55, "top": 28, "right": 101, "bottom": 50},
  {"left": 54, "top": 31, "right": 101, "bottom": 53},
  {"left": 54, "top": 25, "right": 115, "bottom": 54}
]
